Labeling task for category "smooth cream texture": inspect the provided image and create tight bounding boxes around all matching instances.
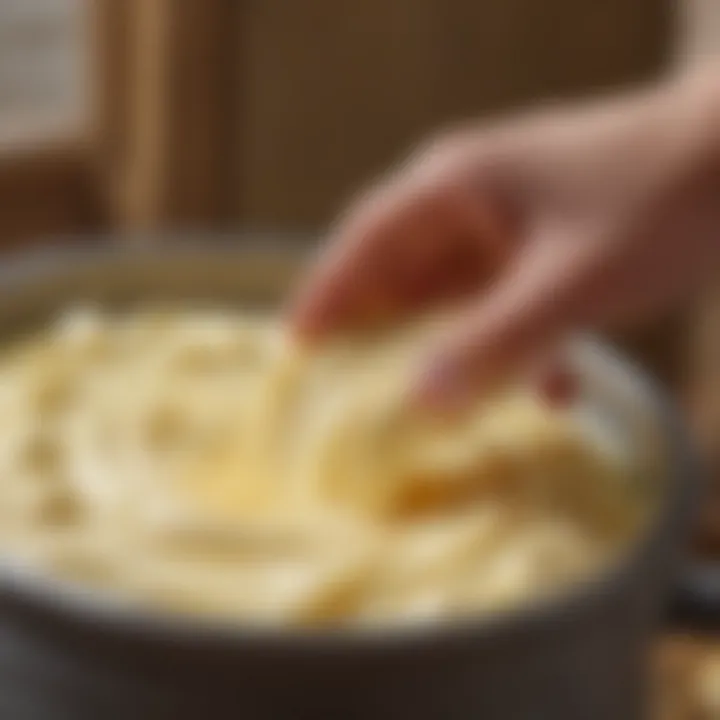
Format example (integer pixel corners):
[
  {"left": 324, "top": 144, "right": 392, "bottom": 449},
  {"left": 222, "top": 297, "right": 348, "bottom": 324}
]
[{"left": 0, "top": 307, "right": 641, "bottom": 625}]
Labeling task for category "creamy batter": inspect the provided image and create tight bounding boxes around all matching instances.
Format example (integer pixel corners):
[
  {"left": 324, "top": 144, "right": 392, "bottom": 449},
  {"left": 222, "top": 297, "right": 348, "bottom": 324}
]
[{"left": 0, "top": 307, "right": 642, "bottom": 626}]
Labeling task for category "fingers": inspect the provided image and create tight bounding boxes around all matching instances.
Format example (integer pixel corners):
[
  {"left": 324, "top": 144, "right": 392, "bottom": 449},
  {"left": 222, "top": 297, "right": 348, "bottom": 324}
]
[
  {"left": 412, "top": 225, "right": 590, "bottom": 411},
  {"left": 287, "top": 137, "right": 510, "bottom": 343},
  {"left": 288, "top": 194, "right": 508, "bottom": 343},
  {"left": 288, "top": 179, "right": 438, "bottom": 340}
]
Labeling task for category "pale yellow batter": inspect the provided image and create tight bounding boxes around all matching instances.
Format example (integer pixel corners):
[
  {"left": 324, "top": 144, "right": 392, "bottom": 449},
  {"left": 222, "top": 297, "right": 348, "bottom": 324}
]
[{"left": 0, "top": 307, "right": 642, "bottom": 626}]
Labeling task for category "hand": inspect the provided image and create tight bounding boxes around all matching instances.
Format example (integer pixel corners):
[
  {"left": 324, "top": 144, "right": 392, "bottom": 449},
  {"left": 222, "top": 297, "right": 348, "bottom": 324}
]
[{"left": 288, "top": 66, "right": 720, "bottom": 409}]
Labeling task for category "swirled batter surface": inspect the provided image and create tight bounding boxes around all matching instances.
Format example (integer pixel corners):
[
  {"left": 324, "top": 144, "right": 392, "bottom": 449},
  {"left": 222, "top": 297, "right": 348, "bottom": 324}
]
[{"left": 0, "top": 307, "right": 642, "bottom": 626}]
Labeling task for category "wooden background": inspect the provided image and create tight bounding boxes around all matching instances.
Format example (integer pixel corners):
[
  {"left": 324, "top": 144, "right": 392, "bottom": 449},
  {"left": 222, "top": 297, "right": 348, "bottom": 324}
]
[
  {"left": 2, "top": 0, "right": 673, "bottom": 241},
  {"left": 128, "top": 0, "right": 673, "bottom": 231},
  {"left": 234, "top": 0, "right": 672, "bottom": 228}
]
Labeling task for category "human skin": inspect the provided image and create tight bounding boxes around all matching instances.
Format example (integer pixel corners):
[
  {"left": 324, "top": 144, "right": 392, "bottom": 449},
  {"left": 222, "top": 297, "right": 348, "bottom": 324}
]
[{"left": 287, "top": 64, "right": 720, "bottom": 410}]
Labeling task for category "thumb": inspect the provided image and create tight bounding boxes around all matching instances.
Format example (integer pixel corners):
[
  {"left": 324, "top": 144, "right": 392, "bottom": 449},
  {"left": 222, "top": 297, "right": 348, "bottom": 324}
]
[{"left": 412, "top": 226, "right": 592, "bottom": 410}]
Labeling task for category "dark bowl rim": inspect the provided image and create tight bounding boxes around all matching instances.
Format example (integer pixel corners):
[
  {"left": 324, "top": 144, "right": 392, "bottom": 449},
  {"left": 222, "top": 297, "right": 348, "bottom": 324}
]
[{"left": 0, "top": 236, "right": 702, "bottom": 654}]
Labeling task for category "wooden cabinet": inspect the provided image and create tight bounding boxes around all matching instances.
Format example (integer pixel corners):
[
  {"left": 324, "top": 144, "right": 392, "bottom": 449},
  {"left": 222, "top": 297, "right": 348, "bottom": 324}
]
[
  {"left": 234, "top": 0, "right": 672, "bottom": 228},
  {"left": 0, "top": 0, "right": 677, "bottom": 241},
  {"left": 97, "top": 0, "right": 673, "bottom": 232}
]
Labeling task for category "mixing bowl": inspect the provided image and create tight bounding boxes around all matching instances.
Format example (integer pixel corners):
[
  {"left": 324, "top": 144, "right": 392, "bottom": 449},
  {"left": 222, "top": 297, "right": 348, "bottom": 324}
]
[{"left": 0, "top": 238, "right": 700, "bottom": 719}]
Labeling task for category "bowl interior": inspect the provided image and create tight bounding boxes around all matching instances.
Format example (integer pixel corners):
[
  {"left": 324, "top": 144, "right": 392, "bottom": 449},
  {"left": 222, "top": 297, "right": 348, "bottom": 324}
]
[{"left": 0, "top": 239, "right": 692, "bottom": 644}]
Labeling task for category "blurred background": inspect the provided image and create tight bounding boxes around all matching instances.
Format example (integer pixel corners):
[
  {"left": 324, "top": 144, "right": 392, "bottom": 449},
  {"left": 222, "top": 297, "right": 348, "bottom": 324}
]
[{"left": 0, "top": 0, "right": 716, "bottom": 715}]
